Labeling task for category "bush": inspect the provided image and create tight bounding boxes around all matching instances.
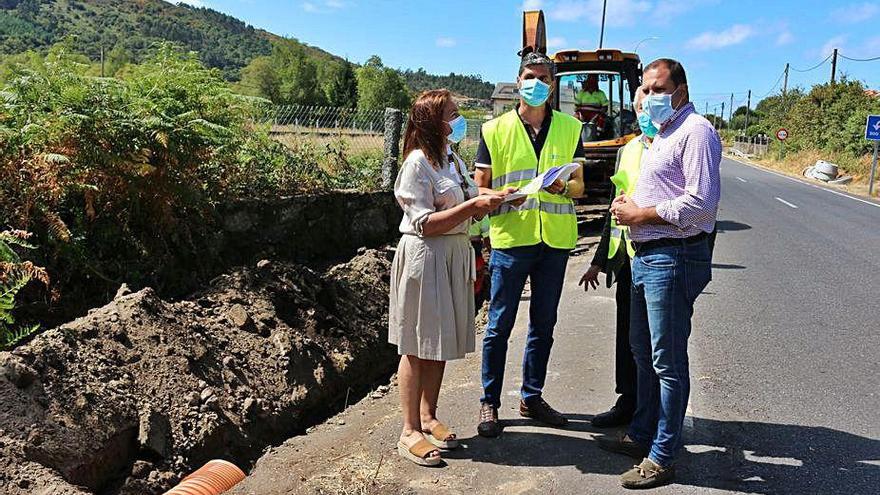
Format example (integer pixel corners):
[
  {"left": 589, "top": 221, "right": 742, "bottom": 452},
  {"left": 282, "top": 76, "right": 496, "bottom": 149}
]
[{"left": 0, "top": 43, "right": 350, "bottom": 326}]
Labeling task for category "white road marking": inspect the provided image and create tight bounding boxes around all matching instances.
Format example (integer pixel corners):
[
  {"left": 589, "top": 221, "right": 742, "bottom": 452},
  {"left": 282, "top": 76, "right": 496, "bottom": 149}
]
[
  {"left": 725, "top": 155, "right": 880, "bottom": 209},
  {"left": 735, "top": 176, "right": 747, "bottom": 182},
  {"left": 775, "top": 197, "right": 798, "bottom": 209},
  {"left": 743, "top": 450, "right": 804, "bottom": 467}
]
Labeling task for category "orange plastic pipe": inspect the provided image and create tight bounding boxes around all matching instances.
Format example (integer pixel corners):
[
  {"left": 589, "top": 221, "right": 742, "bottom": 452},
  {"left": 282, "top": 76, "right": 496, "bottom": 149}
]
[{"left": 163, "top": 460, "right": 246, "bottom": 495}]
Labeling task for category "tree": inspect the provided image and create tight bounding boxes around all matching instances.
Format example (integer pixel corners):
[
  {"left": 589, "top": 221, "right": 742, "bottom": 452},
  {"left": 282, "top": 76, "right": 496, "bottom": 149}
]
[
  {"left": 239, "top": 55, "right": 280, "bottom": 102},
  {"left": 356, "top": 55, "right": 411, "bottom": 111},
  {"left": 274, "top": 41, "right": 325, "bottom": 106},
  {"left": 324, "top": 60, "right": 358, "bottom": 108},
  {"left": 104, "top": 44, "right": 132, "bottom": 77}
]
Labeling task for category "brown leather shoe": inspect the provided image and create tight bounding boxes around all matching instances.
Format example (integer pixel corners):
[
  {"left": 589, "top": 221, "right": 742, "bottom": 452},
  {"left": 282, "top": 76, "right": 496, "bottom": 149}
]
[
  {"left": 478, "top": 403, "right": 501, "bottom": 438},
  {"left": 621, "top": 458, "right": 675, "bottom": 489},
  {"left": 519, "top": 397, "right": 568, "bottom": 427},
  {"left": 597, "top": 433, "right": 650, "bottom": 459}
]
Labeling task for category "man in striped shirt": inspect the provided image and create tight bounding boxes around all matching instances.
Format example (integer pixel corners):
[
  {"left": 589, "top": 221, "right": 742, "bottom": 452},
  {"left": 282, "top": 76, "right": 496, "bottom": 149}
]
[{"left": 598, "top": 58, "right": 722, "bottom": 489}]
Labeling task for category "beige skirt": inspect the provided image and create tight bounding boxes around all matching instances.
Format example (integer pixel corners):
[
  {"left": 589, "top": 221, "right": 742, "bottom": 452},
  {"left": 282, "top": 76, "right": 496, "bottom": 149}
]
[{"left": 389, "top": 233, "right": 476, "bottom": 361}]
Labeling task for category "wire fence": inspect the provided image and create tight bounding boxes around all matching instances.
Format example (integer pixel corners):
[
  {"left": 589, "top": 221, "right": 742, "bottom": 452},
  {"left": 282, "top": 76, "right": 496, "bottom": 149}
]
[
  {"left": 264, "top": 105, "right": 388, "bottom": 155},
  {"left": 262, "top": 104, "right": 486, "bottom": 158}
]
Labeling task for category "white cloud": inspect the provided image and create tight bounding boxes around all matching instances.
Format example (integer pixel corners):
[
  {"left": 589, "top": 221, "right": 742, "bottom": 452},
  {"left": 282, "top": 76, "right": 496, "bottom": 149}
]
[
  {"left": 548, "top": 0, "right": 651, "bottom": 27},
  {"left": 436, "top": 37, "right": 457, "bottom": 48},
  {"left": 547, "top": 36, "right": 567, "bottom": 48},
  {"left": 820, "top": 35, "right": 846, "bottom": 57},
  {"left": 302, "top": 1, "right": 346, "bottom": 14},
  {"left": 831, "top": 3, "right": 879, "bottom": 23},
  {"left": 686, "top": 24, "right": 754, "bottom": 50},
  {"left": 523, "top": 0, "right": 544, "bottom": 10},
  {"left": 776, "top": 30, "right": 794, "bottom": 46}
]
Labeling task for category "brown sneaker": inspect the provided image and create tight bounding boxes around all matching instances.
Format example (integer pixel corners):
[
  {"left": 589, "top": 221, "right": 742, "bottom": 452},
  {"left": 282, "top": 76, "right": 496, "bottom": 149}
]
[
  {"left": 519, "top": 397, "right": 568, "bottom": 427},
  {"left": 597, "top": 433, "right": 650, "bottom": 459},
  {"left": 620, "top": 458, "right": 675, "bottom": 489},
  {"left": 477, "top": 403, "right": 501, "bottom": 438}
]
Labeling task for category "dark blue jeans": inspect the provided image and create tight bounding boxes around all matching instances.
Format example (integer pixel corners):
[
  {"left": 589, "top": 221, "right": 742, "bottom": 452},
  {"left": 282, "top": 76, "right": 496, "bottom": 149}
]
[
  {"left": 628, "top": 238, "right": 712, "bottom": 467},
  {"left": 480, "top": 243, "right": 570, "bottom": 408}
]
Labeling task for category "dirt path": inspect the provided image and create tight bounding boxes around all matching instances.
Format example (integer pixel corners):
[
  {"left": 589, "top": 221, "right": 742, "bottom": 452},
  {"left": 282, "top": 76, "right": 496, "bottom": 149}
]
[{"left": 231, "top": 251, "right": 697, "bottom": 495}]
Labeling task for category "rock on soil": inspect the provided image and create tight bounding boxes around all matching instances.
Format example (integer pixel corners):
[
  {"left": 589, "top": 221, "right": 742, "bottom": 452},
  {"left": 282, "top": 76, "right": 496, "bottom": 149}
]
[{"left": 0, "top": 249, "right": 395, "bottom": 494}]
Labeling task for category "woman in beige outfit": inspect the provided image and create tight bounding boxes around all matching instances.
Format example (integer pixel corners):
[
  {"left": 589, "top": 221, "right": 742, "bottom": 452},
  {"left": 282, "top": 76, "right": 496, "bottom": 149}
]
[{"left": 390, "top": 89, "right": 509, "bottom": 466}]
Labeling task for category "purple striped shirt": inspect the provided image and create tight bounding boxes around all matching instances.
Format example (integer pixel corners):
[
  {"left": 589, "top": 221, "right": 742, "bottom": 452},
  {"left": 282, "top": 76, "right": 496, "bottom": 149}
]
[{"left": 630, "top": 102, "right": 722, "bottom": 242}]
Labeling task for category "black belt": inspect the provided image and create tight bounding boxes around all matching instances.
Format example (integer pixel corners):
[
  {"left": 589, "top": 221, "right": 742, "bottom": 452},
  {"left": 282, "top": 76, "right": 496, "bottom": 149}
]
[{"left": 632, "top": 232, "right": 709, "bottom": 253}]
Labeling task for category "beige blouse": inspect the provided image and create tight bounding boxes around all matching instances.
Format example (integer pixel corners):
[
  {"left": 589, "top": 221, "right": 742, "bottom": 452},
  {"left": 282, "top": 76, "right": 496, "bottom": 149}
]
[{"left": 394, "top": 148, "right": 479, "bottom": 236}]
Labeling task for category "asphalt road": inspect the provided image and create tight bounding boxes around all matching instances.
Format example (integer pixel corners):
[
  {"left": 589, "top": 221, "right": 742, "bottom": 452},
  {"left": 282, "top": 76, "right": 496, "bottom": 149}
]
[{"left": 234, "top": 156, "right": 880, "bottom": 495}]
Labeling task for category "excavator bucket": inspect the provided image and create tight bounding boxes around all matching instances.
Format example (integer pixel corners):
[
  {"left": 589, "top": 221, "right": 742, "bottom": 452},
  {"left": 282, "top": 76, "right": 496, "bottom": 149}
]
[{"left": 522, "top": 10, "right": 547, "bottom": 55}]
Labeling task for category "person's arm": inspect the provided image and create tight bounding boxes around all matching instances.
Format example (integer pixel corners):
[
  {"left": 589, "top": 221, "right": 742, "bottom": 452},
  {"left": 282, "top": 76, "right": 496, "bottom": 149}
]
[
  {"left": 591, "top": 203, "right": 613, "bottom": 269},
  {"left": 653, "top": 126, "right": 722, "bottom": 228},
  {"left": 421, "top": 196, "right": 501, "bottom": 237}
]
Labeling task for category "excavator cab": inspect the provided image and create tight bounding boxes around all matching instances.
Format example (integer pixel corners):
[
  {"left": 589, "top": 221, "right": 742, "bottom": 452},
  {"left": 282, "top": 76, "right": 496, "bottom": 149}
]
[{"left": 522, "top": 10, "right": 642, "bottom": 202}]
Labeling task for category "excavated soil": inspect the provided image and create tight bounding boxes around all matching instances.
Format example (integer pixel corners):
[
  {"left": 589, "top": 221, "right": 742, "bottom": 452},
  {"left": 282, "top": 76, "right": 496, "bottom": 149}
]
[{"left": 0, "top": 249, "right": 396, "bottom": 494}]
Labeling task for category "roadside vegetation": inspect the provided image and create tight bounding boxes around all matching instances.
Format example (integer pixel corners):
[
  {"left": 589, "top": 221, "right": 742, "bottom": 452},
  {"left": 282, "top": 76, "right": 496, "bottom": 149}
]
[
  {"left": 0, "top": 42, "right": 391, "bottom": 341},
  {"left": 721, "top": 79, "right": 880, "bottom": 186}
]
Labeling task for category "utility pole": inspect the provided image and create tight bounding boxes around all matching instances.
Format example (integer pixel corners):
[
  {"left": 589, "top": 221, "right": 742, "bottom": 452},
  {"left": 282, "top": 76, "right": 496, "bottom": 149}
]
[
  {"left": 705, "top": 101, "right": 709, "bottom": 116},
  {"left": 782, "top": 63, "right": 790, "bottom": 97},
  {"left": 831, "top": 48, "right": 838, "bottom": 84},
  {"left": 598, "top": 0, "right": 607, "bottom": 48},
  {"left": 721, "top": 102, "right": 726, "bottom": 128},
  {"left": 744, "top": 89, "right": 752, "bottom": 133},
  {"left": 729, "top": 93, "right": 735, "bottom": 130},
  {"left": 100, "top": 46, "right": 105, "bottom": 78}
]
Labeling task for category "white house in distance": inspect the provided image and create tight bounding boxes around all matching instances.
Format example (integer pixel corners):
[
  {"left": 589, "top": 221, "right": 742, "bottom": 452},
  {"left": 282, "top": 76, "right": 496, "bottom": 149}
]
[{"left": 491, "top": 82, "right": 577, "bottom": 117}]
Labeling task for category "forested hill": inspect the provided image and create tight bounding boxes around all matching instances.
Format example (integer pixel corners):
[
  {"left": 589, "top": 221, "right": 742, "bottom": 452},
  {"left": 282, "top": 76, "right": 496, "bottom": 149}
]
[{"left": 0, "top": 0, "right": 494, "bottom": 98}]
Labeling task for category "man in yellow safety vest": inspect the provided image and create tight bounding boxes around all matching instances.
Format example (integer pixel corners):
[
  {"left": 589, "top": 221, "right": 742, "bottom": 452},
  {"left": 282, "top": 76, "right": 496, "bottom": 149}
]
[
  {"left": 579, "top": 86, "right": 655, "bottom": 428},
  {"left": 473, "top": 50, "right": 585, "bottom": 438}
]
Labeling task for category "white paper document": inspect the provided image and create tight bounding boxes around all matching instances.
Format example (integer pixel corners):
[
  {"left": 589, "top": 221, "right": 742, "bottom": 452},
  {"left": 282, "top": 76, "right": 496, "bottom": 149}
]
[{"left": 502, "top": 162, "right": 581, "bottom": 202}]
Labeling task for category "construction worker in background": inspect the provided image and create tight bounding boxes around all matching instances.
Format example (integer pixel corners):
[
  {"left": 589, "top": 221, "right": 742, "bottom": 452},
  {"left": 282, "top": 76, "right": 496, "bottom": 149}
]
[
  {"left": 473, "top": 49, "right": 586, "bottom": 438},
  {"left": 579, "top": 86, "right": 653, "bottom": 428},
  {"left": 575, "top": 75, "right": 608, "bottom": 107}
]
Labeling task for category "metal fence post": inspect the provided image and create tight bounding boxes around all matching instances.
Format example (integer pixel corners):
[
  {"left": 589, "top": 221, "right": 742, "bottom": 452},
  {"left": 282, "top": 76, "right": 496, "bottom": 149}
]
[{"left": 382, "top": 108, "right": 403, "bottom": 191}]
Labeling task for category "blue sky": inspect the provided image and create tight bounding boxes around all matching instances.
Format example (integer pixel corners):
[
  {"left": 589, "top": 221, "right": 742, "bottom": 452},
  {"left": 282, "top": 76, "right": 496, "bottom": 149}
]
[{"left": 179, "top": 0, "right": 880, "bottom": 112}]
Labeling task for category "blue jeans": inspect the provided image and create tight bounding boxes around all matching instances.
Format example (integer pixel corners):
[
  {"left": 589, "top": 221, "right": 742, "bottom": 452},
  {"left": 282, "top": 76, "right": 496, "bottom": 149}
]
[
  {"left": 628, "top": 238, "right": 712, "bottom": 467},
  {"left": 480, "top": 243, "right": 570, "bottom": 408}
]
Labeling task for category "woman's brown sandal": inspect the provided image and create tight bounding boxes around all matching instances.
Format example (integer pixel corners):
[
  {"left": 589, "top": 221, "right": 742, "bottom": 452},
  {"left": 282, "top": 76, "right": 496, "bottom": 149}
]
[
  {"left": 422, "top": 422, "right": 459, "bottom": 450},
  {"left": 397, "top": 438, "right": 442, "bottom": 466}
]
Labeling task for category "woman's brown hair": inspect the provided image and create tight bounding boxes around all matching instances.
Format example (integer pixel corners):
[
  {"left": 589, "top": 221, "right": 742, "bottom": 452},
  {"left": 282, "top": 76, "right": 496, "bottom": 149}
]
[{"left": 403, "top": 89, "right": 452, "bottom": 169}]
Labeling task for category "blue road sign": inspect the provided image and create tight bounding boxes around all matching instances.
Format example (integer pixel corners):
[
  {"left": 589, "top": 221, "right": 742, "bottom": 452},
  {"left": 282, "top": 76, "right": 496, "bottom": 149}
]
[{"left": 866, "top": 115, "right": 880, "bottom": 140}]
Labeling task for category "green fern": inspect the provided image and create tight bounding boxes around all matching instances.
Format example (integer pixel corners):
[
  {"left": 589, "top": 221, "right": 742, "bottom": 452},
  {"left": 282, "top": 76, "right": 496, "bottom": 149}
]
[{"left": 0, "top": 231, "right": 45, "bottom": 350}]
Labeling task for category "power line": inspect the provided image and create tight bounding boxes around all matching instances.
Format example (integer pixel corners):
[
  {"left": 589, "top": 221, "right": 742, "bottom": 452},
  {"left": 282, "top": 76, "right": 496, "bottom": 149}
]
[
  {"left": 838, "top": 52, "right": 880, "bottom": 62},
  {"left": 758, "top": 68, "right": 787, "bottom": 99},
  {"left": 790, "top": 53, "right": 833, "bottom": 73}
]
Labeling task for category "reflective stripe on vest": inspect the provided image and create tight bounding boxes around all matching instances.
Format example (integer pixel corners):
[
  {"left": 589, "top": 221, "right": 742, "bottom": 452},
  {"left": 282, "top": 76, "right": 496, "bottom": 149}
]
[
  {"left": 608, "top": 138, "right": 644, "bottom": 259},
  {"left": 491, "top": 168, "right": 537, "bottom": 189},
  {"left": 483, "top": 109, "right": 582, "bottom": 250}
]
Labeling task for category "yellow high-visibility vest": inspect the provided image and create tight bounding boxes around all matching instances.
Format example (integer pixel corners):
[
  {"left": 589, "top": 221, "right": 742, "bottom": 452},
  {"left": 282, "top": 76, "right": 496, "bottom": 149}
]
[
  {"left": 575, "top": 90, "right": 608, "bottom": 106},
  {"left": 608, "top": 138, "right": 645, "bottom": 259},
  {"left": 482, "top": 109, "right": 582, "bottom": 250}
]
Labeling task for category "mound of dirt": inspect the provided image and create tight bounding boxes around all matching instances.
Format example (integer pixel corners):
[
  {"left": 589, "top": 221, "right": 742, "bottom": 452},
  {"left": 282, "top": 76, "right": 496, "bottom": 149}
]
[{"left": 0, "top": 249, "right": 396, "bottom": 494}]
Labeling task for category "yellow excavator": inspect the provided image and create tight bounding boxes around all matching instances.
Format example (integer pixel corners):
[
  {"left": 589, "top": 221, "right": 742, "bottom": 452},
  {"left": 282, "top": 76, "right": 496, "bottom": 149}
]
[{"left": 522, "top": 10, "right": 642, "bottom": 202}]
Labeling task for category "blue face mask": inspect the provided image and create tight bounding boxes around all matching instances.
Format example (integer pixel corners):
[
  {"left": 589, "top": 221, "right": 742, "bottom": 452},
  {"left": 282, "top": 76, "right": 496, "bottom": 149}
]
[
  {"left": 637, "top": 111, "right": 658, "bottom": 138},
  {"left": 519, "top": 78, "right": 551, "bottom": 107},
  {"left": 642, "top": 86, "right": 681, "bottom": 128},
  {"left": 447, "top": 115, "right": 467, "bottom": 143}
]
